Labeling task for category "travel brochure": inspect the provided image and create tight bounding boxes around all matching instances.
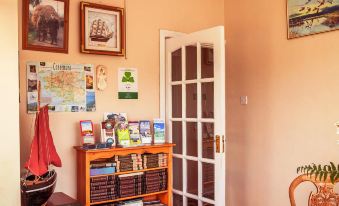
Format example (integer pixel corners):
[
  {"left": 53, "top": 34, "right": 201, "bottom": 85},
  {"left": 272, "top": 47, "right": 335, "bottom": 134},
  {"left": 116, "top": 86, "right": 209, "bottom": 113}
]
[
  {"left": 80, "top": 120, "right": 95, "bottom": 144},
  {"left": 80, "top": 113, "right": 166, "bottom": 148}
]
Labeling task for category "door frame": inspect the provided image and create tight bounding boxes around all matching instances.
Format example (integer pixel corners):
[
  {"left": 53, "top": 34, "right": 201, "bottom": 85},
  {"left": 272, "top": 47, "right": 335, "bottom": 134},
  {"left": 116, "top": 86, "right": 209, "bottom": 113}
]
[{"left": 159, "top": 29, "right": 185, "bottom": 120}]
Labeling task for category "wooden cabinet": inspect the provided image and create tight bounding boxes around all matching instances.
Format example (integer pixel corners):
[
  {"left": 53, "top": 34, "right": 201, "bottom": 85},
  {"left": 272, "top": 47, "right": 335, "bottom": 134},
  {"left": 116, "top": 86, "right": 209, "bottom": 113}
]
[{"left": 74, "top": 143, "right": 174, "bottom": 206}]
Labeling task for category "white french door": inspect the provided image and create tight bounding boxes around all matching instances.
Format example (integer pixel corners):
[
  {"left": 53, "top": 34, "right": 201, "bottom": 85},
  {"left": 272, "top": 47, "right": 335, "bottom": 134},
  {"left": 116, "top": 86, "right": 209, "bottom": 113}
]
[{"left": 164, "top": 26, "right": 226, "bottom": 206}]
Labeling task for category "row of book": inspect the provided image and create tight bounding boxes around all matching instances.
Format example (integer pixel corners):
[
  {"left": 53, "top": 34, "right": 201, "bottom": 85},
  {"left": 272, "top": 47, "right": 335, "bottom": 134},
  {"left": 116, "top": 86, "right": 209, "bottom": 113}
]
[
  {"left": 90, "top": 159, "right": 117, "bottom": 176},
  {"left": 94, "top": 198, "right": 167, "bottom": 206},
  {"left": 101, "top": 113, "right": 166, "bottom": 147},
  {"left": 115, "top": 154, "right": 143, "bottom": 172},
  {"left": 80, "top": 112, "right": 166, "bottom": 146},
  {"left": 90, "top": 169, "right": 168, "bottom": 203},
  {"left": 90, "top": 153, "right": 168, "bottom": 176},
  {"left": 142, "top": 153, "right": 168, "bottom": 169}
]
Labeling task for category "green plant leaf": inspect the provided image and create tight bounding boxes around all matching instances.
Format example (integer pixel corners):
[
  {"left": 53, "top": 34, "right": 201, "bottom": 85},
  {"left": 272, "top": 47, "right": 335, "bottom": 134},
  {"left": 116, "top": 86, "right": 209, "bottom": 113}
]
[
  {"left": 315, "top": 171, "right": 320, "bottom": 180},
  {"left": 323, "top": 165, "right": 328, "bottom": 172},
  {"left": 122, "top": 77, "right": 128, "bottom": 82},
  {"left": 328, "top": 165, "right": 332, "bottom": 172},
  {"left": 318, "top": 164, "right": 322, "bottom": 171},
  {"left": 335, "top": 173, "right": 339, "bottom": 183},
  {"left": 307, "top": 166, "right": 312, "bottom": 175},
  {"left": 124, "top": 72, "right": 131, "bottom": 78},
  {"left": 324, "top": 171, "right": 328, "bottom": 181},
  {"left": 331, "top": 162, "right": 336, "bottom": 171},
  {"left": 310, "top": 169, "right": 316, "bottom": 177},
  {"left": 129, "top": 77, "right": 135, "bottom": 83},
  {"left": 313, "top": 164, "right": 317, "bottom": 171},
  {"left": 330, "top": 172, "right": 336, "bottom": 184},
  {"left": 319, "top": 171, "right": 324, "bottom": 181}
]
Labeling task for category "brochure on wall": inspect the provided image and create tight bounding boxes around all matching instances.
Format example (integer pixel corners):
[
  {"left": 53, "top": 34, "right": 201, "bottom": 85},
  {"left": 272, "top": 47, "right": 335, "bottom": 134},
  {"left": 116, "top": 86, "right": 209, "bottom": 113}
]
[
  {"left": 118, "top": 68, "right": 138, "bottom": 99},
  {"left": 153, "top": 119, "right": 165, "bottom": 144}
]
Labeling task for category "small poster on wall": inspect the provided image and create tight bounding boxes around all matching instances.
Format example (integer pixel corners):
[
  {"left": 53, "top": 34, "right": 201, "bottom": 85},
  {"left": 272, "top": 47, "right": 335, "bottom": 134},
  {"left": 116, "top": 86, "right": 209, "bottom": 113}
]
[
  {"left": 26, "top": 61, "right": 96, "bottom": 113},
  {"left": 118, "top": 68, "right": 138, "bottom": 99}
]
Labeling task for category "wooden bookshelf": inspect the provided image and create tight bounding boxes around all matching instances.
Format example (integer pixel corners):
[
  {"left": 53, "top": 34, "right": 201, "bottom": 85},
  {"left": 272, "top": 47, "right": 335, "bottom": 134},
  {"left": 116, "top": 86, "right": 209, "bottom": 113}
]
[{"left": 74, "top": 143, "right": 175, "bottom": 206}]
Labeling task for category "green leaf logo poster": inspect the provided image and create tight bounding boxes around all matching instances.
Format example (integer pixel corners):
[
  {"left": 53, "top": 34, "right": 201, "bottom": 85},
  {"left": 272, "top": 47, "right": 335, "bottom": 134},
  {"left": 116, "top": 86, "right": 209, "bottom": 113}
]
[{"left": 118, "top": 68, "right": 138, "bottom": 99}]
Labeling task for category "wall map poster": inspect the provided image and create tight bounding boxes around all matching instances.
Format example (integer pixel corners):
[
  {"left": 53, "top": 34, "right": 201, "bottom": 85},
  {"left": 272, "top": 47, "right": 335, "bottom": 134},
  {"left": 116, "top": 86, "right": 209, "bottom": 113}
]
[
  {"left": 118, "top": 68, "right": 138, "bottom": 99},
  {"left": 27, "top": 61, "right": 96, "bottom": 113}
]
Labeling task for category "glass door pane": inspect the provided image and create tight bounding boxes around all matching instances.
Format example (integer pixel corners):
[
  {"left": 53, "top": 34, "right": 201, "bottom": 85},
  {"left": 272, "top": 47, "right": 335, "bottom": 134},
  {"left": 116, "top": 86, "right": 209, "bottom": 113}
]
[
  {"left": 202, "top": 123, "right": 214, "bottom": 159},
  {"left": 172, "top": 85, "right": 182, "bottom": 118},
  {"left": 186, "top": 83, "right": 197, "bottom": 118},
  {"left": 173, "top": 157, "right": 183, "bottom": 191},
  {"left": 172, "top": 48, "right": 182, "bottom": 81},
  {"left": 173, "top": 193, "right": 183, "bottom": 206},
  {"left": 172, "top": 121, "right": 183, "bottom": 154},
  {"left": 202, "top": 82, "right": 214, "bottom": 118},
  {"left": 201, "top": 46, "right": 214, "bottom": 79},
  {"left": 202, "top": 162, "right": 215, "bottom": 200},
  {"left": 186, "top": 122, "right": 197, "bottom": 157},
  {"left": 186, "top": 45, "right": 197, "bottom": 80},
  {"left": 187, "top": 160, "right": 198, "bottom": 195}
]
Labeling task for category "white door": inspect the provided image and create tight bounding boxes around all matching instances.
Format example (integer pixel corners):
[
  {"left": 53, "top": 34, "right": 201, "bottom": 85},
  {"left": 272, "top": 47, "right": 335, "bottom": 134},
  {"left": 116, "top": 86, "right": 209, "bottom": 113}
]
[{"left": 165, "top": 26, "right": 226, "bottom": 206}]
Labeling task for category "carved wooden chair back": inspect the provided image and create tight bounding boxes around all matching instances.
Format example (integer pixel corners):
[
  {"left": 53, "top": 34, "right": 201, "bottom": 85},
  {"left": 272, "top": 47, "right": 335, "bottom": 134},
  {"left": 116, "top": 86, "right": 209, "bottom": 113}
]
[{"left": 289, "top": 174, "right": 339, "bottom": 206}]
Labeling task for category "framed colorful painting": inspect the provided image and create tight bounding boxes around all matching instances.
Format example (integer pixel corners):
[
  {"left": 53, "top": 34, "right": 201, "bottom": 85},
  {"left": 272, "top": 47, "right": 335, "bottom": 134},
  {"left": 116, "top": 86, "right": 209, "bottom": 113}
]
[
  {"left": 287, "top": 0, "right": 339, "bottom": 39},
  {"left": 22, "top": 0, "right": 69, "bottom": 53},
  {"left": 80, "top": 2, "right": 125, "bottom": 56}
]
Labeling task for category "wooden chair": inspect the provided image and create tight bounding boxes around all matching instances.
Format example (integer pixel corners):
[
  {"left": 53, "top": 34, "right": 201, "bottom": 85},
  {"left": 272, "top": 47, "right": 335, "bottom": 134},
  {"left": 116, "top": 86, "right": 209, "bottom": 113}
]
[{"left": 289, "top": 174, "right": 339, "bottom": 206}]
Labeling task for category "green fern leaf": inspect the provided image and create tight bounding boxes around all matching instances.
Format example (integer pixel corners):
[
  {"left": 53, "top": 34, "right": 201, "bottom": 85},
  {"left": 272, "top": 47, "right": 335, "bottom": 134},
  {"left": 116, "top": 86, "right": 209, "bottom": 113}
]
[
  {"left": 319, "top": 171, "right": 324, "bottom": 181},
  {"left": 324, "top": 171, "right": 328, "bottom": 181},
  {"left": 315, "top": 171, "right": 320, "bottom": 180},
  {"left": 330, "top": 172, "right": 336, "bottom": 184},
  {"left": 335, "top": 173, "right": 339, "bottom": 183},
  {"left": 331, "top": 162, "right": 336, "bottom": 171},
  {"left": 323, "top": 165, "right": 328, "bottom": 172}
]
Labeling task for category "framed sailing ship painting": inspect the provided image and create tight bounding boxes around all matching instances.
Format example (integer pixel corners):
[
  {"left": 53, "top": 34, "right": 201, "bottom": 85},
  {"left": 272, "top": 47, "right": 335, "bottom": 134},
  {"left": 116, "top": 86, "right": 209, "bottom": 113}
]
[
  {"left": 80, "top": 2, "right": 125, "bottom": 56},
  {"left": 22, "top": 0, "right": 69, "bottom": 53},
  {"left": 287, "top": 0, "right": 339, "bottom": 39}
]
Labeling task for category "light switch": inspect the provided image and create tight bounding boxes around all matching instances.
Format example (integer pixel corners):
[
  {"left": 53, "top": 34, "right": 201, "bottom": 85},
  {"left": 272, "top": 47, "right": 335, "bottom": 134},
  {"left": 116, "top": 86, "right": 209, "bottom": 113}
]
[{"left": 240, "top": 96, "right": 248, "bottom": 105}]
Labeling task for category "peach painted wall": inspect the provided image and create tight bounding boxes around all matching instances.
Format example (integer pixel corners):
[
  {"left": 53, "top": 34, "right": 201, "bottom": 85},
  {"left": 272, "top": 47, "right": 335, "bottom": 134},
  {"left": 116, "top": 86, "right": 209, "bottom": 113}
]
[
  {"left": 0, "top": 0, "right": 20, "bottom": 205},
  {"left": 225, "top": 0, "right": 339, "bottom": 205},
  {"left": 19, "top": 0, "right": 224, "bottom": 198}
]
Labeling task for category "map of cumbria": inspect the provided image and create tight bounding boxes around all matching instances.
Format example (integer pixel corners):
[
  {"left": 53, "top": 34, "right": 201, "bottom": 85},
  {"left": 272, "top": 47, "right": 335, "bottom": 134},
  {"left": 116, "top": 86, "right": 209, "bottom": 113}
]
[
  {"left": 40, "top": 69, "right": 86, "bottom": 107},
  {"left": 27, "top": 62, "right": 96, "bottom": 113}
]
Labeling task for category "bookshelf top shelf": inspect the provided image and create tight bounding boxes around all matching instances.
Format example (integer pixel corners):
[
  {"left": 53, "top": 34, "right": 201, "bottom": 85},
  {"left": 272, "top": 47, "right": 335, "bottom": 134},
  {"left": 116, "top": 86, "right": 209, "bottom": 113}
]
[{"left": 73, "top": 143, "right": 175, "bottom": 153}]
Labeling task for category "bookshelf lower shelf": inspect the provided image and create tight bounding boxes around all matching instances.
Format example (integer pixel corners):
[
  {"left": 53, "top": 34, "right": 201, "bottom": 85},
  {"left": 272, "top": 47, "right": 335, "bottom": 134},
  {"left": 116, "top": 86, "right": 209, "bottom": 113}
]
[{"left": 90, "top": 190, "right": 168, "bottom": 205}]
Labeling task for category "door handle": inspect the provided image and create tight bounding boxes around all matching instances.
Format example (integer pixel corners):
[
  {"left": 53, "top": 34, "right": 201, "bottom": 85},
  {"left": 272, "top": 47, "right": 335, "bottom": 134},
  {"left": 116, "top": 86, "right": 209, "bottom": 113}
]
[{"left": 216, "top": 135, "right": 220, "bottom": 153}]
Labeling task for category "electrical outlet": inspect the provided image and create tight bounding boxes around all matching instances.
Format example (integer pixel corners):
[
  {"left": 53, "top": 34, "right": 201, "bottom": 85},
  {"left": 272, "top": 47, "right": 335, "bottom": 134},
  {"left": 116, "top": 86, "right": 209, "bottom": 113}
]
[{"left": 240, "top": 96, "right": 248, "bottom": 105}]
